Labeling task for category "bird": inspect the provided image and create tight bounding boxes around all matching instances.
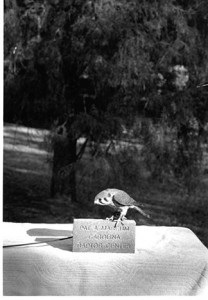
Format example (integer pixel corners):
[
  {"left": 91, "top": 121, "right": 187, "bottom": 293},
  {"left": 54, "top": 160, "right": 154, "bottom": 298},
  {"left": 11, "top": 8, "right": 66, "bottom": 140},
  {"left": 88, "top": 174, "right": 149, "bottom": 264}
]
[{"left": 94, "top": 188, "right": 150, "bottom": 224}]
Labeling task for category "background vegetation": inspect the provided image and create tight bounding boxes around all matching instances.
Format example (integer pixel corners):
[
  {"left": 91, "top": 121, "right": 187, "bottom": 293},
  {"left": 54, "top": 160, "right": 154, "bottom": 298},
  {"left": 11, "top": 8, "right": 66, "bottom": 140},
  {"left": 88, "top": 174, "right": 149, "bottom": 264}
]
[{"left": 4, "top": 0, "right": 208, "bottom": 247}]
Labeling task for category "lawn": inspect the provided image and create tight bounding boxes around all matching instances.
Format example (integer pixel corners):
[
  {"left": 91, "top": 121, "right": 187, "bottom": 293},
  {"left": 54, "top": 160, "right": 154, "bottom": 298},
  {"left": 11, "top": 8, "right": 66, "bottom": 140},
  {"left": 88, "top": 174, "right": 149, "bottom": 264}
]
[{"left": 3, "top": 123, "right": 208, "bottom": 247}]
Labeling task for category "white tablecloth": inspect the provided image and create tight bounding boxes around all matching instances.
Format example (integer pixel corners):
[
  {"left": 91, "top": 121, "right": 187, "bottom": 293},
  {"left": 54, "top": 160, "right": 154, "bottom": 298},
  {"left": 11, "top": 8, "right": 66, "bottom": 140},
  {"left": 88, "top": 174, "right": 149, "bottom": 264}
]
[{"left": 3, "top": 222, "right": 208, "bottom": 296}]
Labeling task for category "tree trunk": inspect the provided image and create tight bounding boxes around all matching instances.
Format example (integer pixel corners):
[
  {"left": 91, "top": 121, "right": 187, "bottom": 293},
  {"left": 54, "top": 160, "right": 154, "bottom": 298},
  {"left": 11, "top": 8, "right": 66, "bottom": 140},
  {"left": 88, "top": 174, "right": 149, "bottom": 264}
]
[{"left": 50, "top": 135, "right": 77, "bottom": 202}]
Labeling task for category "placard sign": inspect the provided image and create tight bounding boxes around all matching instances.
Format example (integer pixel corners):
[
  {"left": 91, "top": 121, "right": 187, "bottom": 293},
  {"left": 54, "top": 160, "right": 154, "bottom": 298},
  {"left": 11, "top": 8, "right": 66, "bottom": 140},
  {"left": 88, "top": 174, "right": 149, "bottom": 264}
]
[{"left": 72, "top": 219, "right": 136, "bottom": 253}]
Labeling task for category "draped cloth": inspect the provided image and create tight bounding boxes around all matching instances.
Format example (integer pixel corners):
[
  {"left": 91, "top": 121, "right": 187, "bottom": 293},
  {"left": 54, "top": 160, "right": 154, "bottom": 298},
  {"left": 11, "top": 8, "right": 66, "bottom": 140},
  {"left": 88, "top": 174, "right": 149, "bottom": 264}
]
[{"left": 3, "top": 222, "right": 208, "bottom": 296}]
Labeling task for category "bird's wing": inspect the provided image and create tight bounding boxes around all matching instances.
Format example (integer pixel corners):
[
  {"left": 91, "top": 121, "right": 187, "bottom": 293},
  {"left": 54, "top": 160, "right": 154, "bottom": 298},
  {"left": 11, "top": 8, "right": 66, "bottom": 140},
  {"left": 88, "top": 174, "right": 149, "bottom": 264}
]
[{"left": 112, "top": 191, "right": 137, "bottom": 206}]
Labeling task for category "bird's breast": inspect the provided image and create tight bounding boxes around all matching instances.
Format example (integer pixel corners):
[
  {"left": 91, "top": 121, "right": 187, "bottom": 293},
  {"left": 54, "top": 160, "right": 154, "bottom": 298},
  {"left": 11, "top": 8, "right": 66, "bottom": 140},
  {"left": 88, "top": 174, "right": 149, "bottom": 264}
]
[{"left": 109, "top": 203, "right": 122, "bottom": 211}]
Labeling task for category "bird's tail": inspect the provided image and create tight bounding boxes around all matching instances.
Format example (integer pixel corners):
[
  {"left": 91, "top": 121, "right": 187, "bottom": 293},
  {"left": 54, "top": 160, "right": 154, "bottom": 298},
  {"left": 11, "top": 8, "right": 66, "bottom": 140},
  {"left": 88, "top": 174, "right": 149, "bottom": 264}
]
[{"left": 133, "top": 205, "right": 150, "bottom": 219}]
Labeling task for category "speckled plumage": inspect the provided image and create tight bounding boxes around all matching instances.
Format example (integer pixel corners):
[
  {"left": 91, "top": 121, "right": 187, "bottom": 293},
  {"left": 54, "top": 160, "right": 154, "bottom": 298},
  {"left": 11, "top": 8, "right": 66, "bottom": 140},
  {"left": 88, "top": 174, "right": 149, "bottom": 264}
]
[{"left": 94, "top": 188, "right": 150, "bottom": 222}]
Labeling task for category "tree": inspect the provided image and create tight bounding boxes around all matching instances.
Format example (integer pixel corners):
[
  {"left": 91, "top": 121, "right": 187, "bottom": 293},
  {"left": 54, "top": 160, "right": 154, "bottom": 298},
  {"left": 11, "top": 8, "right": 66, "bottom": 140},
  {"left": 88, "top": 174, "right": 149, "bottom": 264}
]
[
  {"left": 4, "top": 0, "right": 208, "bottom": 199},
  {"left": 4, "top": 0, "right": 127, "bottom": 200}
]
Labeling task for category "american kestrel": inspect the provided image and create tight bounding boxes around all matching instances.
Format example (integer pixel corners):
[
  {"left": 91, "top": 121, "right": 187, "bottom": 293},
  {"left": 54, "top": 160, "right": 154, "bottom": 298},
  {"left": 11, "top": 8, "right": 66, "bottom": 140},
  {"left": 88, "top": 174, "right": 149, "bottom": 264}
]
[{"left": 94, "top": 188, "right": 150, "bottom": 223}]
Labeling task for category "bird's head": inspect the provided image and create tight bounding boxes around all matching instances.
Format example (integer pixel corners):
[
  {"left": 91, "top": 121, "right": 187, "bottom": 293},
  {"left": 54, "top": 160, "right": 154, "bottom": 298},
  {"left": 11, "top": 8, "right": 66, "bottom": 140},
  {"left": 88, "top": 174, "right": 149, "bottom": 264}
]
[{"left": 94, "top": 189, "right": 115, "bottom": 206}]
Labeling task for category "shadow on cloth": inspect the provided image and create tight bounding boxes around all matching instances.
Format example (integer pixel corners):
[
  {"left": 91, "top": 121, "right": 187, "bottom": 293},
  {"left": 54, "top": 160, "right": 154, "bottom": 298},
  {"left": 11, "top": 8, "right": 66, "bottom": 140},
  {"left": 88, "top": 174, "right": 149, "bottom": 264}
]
[{"left": 27, "top": 228, "right": 73, "bottom": 251}]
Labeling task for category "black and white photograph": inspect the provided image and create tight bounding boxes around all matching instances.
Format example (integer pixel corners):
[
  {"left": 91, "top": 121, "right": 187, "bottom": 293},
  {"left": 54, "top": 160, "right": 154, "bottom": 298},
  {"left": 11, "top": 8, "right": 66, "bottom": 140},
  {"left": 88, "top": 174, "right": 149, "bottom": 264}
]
[{"left": 2, "top": 0, "right": 208, "bottom": 296}]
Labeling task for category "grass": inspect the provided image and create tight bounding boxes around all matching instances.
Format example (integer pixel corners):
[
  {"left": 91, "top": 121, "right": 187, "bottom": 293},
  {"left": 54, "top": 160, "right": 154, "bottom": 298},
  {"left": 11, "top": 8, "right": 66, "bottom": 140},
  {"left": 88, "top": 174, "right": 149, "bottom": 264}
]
[{"left": 3, "top": 123, "right": 208, "bottom": 247}]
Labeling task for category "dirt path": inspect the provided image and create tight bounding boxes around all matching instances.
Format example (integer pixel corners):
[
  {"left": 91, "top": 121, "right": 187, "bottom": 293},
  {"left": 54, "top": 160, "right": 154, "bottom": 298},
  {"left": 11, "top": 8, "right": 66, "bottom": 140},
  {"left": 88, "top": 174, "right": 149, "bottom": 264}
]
[{"left": 3, "top": 123, "right": 208, "bottom": 247}]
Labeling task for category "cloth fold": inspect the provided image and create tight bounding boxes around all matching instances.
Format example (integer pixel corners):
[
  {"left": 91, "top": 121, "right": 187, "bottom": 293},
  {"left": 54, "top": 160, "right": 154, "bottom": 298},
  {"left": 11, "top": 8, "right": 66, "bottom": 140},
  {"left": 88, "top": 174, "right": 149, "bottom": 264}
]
[{"left": 3, "top": 222, "right": 208, "bottom": 296}]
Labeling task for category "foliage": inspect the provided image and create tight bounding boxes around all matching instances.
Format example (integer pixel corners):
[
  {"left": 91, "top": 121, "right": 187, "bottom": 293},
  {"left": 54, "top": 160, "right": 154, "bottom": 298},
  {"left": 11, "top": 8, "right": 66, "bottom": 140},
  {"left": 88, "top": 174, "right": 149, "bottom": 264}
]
[
  {"left": 4, "top": 123, "right": 208, "bottom": 247},
  {"left": 4, "top": 0, "right": 208, "bottom": 193}
]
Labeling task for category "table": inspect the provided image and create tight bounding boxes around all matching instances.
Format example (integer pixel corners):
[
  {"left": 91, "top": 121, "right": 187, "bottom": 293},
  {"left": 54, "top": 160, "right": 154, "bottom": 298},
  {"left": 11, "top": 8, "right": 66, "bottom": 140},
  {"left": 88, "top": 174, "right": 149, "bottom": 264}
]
[{"left": 3, "top": 222, "right": 208, "bottom": 296}]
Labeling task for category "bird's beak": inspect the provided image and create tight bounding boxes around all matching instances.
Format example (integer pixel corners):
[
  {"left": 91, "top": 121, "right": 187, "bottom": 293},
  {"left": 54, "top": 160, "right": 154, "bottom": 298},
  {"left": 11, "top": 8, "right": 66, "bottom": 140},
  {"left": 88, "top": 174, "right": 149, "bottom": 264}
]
[{"left": 94, "top": 199, "right": 99, "bottom": 205}]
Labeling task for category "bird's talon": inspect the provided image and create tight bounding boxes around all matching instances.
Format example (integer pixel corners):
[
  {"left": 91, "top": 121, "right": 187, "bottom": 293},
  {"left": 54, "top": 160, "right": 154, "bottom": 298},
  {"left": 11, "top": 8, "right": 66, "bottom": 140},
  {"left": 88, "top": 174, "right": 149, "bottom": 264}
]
[
  {"left": 94, "top": 189, "right": 150, "bottom": 224},
  {"left": 106, "top": 216, "right": 114, "bottom": 221}
]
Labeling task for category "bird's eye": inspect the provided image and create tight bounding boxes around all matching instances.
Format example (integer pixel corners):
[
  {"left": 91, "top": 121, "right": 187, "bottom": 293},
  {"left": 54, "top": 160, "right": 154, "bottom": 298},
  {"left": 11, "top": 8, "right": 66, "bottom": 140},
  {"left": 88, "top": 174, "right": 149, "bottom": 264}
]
[{"left": 108, "top": 193, "right": 111, "bottom": 197}]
